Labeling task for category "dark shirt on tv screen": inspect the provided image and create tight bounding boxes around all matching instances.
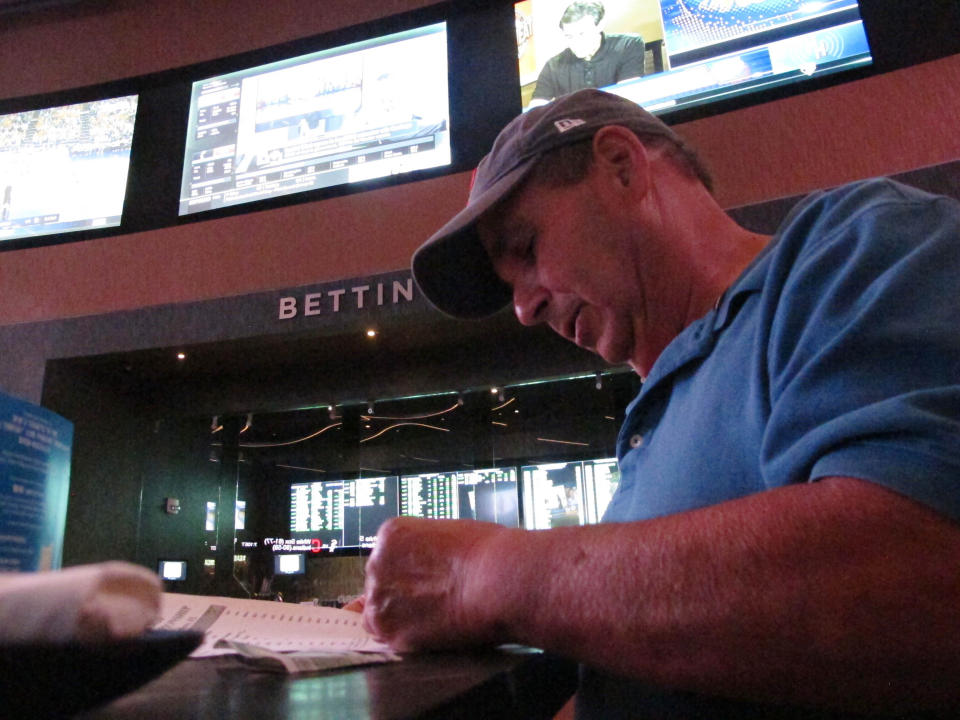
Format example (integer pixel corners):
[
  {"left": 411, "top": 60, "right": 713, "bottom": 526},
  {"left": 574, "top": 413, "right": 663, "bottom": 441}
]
[{"left": 532, "top": 33, "right": 646, "bottom": 101}]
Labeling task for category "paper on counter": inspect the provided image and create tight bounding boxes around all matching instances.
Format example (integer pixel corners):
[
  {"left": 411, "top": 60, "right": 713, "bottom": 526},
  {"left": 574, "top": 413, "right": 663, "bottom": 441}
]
[
  {"left": 216, "top": 639, "right": 399, "bottom": 674},
  {"left": 0, "top": 561, "right": 162, "bottom": 643},
  {"left": 154, "top": 592, "right": 393, "bottom": 658}
]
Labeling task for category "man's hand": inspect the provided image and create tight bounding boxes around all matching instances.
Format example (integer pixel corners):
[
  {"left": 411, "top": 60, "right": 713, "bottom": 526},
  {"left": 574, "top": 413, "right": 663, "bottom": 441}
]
[
  {"left": 360, "top": 516, "right": 515, "bottom": 652},
  {"left": 342, "top": 596, "right": 365, "bottom": 613}
]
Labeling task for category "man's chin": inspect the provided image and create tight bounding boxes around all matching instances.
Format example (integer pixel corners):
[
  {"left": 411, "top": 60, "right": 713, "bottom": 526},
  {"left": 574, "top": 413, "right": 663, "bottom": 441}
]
[
  {"left": 594, "top": 338, "right": 632, "bottom": 367},
  {"left": 627, "top": 359, "right": 647, "bottom": 378}
]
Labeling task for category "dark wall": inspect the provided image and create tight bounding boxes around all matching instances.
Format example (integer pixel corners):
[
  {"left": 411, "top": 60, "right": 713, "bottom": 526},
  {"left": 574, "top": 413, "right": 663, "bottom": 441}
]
[
  {"left": 42, "top": 363, "right": 242, "bottom": 594},
  {"left": 134, "top": 415, "right": 235, "bottom": 596},
  {"left": 42, "top": 362, "right": 144, "bottom": 567}
]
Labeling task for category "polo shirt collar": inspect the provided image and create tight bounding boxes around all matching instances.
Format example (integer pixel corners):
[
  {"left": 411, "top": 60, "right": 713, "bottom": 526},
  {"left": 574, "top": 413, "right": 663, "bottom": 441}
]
[
  {"left": 712, "top": 237, "right": 774, "bottom": 331},
  {"left": 639, "top": 237, "right": 776, "bottom": 392}
]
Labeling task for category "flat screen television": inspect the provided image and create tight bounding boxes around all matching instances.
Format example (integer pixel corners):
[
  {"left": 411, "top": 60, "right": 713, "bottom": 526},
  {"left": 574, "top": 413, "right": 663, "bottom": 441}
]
[
  {"left": 288, "top": 476, "right": 399, "bottom": 551},
  {"left": 521, "top": 457, "right": 618, "bottom": 529},
  {"left": 399, "top": 466, "right": 520, "bottom": 527},
  {"left": 515, "top": 0, "right": 872, "bottom": 116},
  {"left": 0, "top": 94, "right": 138, "bottom": 243},
  {"left": 179, "top": 21, "right": 450, "bottom": 215},
  {"left": 158, "top": 559, "right": 188, "bottom": 581}
]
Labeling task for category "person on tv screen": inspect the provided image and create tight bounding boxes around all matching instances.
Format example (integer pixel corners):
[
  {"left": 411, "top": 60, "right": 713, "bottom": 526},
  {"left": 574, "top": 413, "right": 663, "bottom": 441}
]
[
  {"left": 349, "top": 89, "right": 960, "bottom": 717},
  {"left": 529, "top": 1, "right": 646, "bottom": 107}
]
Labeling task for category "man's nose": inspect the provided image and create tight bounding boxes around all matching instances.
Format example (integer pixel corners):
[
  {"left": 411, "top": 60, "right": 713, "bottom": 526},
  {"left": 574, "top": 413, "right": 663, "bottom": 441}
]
[{"left": 512, "top": 278, "right": 549, "bottom": 326}]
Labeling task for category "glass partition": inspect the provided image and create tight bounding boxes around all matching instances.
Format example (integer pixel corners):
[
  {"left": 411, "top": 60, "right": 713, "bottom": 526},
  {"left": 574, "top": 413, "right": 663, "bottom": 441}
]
[{"left": 135, "top": 370, "right": 641, "bottom": 602}]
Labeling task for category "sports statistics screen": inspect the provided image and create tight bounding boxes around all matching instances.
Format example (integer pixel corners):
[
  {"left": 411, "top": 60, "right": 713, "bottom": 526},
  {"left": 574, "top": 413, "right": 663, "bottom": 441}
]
[
  {"left": 179, "top": 22, "right": 450, "bottom": 215},
  {"left": 290, "top": 476, "right": 399, "bottom": 550},
  {"left": 287, "top": 466, "right": 520, "bottom": 551},
  {"left": 400, "top": 467, "right": 520, "bottom": 527}
]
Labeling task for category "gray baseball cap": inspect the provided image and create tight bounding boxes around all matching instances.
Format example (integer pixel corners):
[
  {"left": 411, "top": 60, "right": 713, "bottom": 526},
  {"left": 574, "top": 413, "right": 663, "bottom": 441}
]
[{"left": 411, "top": 88, "right": 684, "bottom": 319}]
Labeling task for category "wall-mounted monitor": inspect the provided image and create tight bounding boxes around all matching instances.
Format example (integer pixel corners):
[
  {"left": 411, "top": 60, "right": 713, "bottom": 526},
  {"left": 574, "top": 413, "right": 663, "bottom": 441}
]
[
  {"left": 158, "top": 559, "right": 188, "bottom": 581},
  {"left": 4, "top": 1, "right": 958, "bottom": 252},
  {"left": 289, "top": 476, "right": 399, "bottom": 551},
  {"left": 521, "top": 457, "right": 619, "bottom": 529},
  {"left": 179, "top": 22, "right": 450, "bottom": 216},
  {"left": 0, "top": 94, "right": 138, "bottom": 243},
  {"left": 399, "top": 467, "right": 520, "bottom": 527},
  {"left": 515, "top": 0, "right": 872, "bottom": 116}
]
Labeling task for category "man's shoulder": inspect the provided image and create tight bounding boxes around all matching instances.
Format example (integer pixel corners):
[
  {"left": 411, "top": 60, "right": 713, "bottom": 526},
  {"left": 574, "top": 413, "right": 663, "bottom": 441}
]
[
  {"left": 795, "top": 177, "right": 954, "bottom": 217},
  {"left": 751, "top": 177, "right": 960, "bottom": 306},
  {"left": 778, "top": 178, "right": 958, "bottom": 245},
  {"left": 604, "top": 32, "right": 644, "bottom": 43},
  {"left": 543, "top": 47, "right": 580, "bottom": 70},
  {"left": 603, "top": 32, "right": 646, "bottom": 51}
]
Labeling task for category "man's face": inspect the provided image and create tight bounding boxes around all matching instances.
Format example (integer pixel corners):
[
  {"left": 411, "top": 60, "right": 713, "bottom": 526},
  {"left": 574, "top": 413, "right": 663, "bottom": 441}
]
[
  {"left": 562, "top": 16, "right": 603, "bottom": 59},
  {"left": 478, "top": 170, "right": 661, "bottom": 374}
]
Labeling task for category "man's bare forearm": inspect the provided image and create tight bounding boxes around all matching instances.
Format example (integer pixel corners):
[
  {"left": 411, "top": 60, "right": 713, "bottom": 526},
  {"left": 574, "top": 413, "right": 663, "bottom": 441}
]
[{"left": 464, "top": 476, "right": 960, "bottom": 712}]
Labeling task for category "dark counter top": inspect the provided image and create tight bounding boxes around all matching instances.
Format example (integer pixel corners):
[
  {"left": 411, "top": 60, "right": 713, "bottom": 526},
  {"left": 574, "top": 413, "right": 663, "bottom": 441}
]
[{"left": 76, "top": 646, "right": 578, "bottom": 720}]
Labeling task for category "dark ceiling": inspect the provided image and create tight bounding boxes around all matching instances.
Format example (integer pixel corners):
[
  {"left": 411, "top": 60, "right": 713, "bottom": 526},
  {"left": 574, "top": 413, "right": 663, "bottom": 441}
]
[{"left": 44, "top": 308, "right": 612, "bottom": 417}]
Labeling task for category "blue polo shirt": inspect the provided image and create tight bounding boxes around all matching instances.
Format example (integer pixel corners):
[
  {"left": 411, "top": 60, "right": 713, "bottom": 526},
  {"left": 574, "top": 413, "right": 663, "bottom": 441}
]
[
  {"left": 579, "top": 179, "right": 960, "bottom": 718},
  {"left": 604, "top": 178, "right": 960, "bottom": 526}
]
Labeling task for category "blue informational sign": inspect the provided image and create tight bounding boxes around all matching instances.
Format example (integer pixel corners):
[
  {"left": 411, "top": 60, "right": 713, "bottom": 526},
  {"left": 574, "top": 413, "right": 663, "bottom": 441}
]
[{"left": 0, "top": 391, "right": 73, "bottom": 572}]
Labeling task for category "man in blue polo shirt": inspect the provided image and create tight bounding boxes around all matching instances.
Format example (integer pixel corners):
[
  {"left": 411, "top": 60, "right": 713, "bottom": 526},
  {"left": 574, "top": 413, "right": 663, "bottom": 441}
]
[{"left": 358, "top": 89, "right": 960, "bottom": 717}]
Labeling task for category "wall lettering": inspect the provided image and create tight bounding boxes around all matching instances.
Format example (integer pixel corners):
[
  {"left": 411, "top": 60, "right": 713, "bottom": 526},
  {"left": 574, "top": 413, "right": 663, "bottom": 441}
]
[{"left": 278, "top": 278, "right": 415, "bottom": 320}]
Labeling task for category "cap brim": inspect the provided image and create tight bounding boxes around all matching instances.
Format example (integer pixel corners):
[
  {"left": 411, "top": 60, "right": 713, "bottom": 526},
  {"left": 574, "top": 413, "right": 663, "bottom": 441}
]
[{"left": 412, "top": 160, "right": 536, "bottom": 319}]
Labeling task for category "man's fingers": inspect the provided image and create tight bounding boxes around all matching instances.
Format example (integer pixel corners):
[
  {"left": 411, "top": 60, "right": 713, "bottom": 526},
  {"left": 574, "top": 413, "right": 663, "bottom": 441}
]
[{"left": 342, "top": 595, "right": 365, "bottom": 613}]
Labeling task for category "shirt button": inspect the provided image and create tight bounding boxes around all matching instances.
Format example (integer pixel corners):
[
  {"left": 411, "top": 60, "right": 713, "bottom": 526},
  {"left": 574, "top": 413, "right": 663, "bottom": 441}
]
[{"left": 629, "top": 434, "right": 644, "bottom": 448}]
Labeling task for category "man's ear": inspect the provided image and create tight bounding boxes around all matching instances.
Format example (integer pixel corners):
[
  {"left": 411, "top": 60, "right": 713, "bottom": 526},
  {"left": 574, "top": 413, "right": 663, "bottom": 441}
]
[{"left": 591, "top": 125, "right": 649, "bottom": 197}]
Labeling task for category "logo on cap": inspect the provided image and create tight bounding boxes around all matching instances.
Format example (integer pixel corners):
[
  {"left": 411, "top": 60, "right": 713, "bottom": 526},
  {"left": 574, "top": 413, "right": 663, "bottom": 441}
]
[{"left": 554, "top": 118, "right": 586, "bottom": 133}]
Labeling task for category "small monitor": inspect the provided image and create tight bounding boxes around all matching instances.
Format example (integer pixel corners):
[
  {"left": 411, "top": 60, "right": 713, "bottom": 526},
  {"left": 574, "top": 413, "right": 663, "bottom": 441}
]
[
  {"left": 0, "top": 94, "right": 138, "bottom": 243},
  {"left": 158, "top": 559, "right": 188, "bottom": 581},
  {"left": 179, "top": 22, "right": 450, "bottom": 215},
  {"left": 274, "top": 553, "right": 306, "bottom": 575}
]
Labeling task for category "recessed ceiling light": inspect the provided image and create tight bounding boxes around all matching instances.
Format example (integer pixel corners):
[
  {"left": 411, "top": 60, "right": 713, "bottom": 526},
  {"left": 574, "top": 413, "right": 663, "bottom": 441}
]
[
  {"left": 366, "top": 329, "right": 377, "bottom": 338},
  {"left": 176, "top": 352, "right": 186, "bottom": 361}
]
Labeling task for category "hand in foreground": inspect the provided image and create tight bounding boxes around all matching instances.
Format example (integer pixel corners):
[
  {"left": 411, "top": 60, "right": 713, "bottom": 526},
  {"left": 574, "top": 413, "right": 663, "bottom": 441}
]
[
  {"left": 342, "top": 596, "right": 365, "bottom": 613},
  {"left": 361, "top": 516, "right": 514, "bottom": 653}
]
